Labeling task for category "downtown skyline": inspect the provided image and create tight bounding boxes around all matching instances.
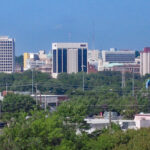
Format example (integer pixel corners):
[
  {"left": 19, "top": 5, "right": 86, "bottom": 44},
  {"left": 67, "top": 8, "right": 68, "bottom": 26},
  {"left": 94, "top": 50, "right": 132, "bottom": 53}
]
[{"left": 0, "top": 0, "right": 150, "bottom": 55}]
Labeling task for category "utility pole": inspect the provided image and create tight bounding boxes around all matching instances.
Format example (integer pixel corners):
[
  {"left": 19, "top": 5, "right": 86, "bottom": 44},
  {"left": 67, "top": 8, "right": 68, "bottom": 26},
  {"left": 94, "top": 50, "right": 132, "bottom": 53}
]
[
  {"left": 44, "top": 95, "right": 47, "bottom": 112},
  {"left": 82, "top": 65, "right": 85, "bottom": 92},
  {"left": 6, "top": 82, "right": 8, "bottom": 93},
  {"left": 0, "top": 103, "right": 1, "bottom": 119},
  {"left": 109, "top": 111, "right": 112, "bottom": 132},
  {"left": 132, "top": 68, "right": 135, "bottom": 97},
  {"left": 32, "top": 69, "right": 33, "bottom": 95},
  {"left": 36, "top": 83, "right": 38, "bottom": 105},
  {"left": 83, "top": 72, "right": 84, "bottom": 92},
  {"left": 122, "top": 68, "right": 125, "bottom": 88}
]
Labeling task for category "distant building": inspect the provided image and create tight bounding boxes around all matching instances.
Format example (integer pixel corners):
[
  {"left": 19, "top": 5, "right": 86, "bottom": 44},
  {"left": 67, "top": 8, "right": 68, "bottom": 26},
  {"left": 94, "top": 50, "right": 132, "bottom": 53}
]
[
  {"left": 88, "top": 63, "right": 98, "bottom": 73},
  {"left": 23, "top": 51, "right": 52, "bottom": 73},
  {"left": 23, "top": 52, "right": 39, "bottom": 70},
  {"left": 88, "top": 50, "right": 100, "bottom": 61},
  {"left": 134, "top": 113, "right": 150, "bottom": 129},
  {"left": 103, "top": 63, "right": 140, "bottom": 74},
  {"left": 15, "top": 64, "right": 23, "bottom": 73},
  {"left": 52, "top": 43, "right": 88, "bottom": 78},
  {"left": 0, "top": 36, "right": 15, "bottom": 73},
  {"left": 98, "top": 48, "right": 136, "bottom": 72},
  {"left": 102, "top": 49, "right": 135, "bottom": 63},
  {"left": 140, "top": 47, "right": 150, "bottom": 76},
  {"left": 24, "top": 53, "right": 30, "bottom": 70},
  {"left": 31, "top": 94, "right": 69, "bottom": 107}
]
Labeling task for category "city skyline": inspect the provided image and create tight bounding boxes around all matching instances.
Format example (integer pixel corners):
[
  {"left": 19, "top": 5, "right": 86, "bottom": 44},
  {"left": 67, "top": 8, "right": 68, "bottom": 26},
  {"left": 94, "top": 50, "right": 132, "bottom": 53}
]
[{"left": 0, "top": 0, "right": 150, "bottom": 55}]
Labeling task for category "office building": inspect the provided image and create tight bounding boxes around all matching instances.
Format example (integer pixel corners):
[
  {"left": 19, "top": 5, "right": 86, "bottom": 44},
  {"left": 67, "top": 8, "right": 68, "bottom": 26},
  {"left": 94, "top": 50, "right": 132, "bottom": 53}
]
[
  {"left": 0, "top": 36, "right": 15, "bottom": 73},
  {"left": 140, "top": 47, "right": 150, "bottom": 76},
  {"left": 88, "top": 50, "right": 100, "bottom": 61},
  {"left": 23, "top": 51, "right": 52, "bottom": 73},
  {"left": 52, "top": 43, "right": 88, "bottom": 78},
  {"left": 24, "top": 53, "right": 30, "bottom": 70},
  {"left": 102, "top": 49, "right": 135, "bottom": 63}
]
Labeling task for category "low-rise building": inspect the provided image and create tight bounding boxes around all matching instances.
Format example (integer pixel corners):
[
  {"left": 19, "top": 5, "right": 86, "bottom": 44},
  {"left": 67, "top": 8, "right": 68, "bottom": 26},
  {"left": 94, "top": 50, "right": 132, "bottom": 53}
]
[
  {"left": 134, "top": 113, "right": 150, "bottom": 129},
  {"left": 31, "top": 94, "right": 69, "bottom": 107}
]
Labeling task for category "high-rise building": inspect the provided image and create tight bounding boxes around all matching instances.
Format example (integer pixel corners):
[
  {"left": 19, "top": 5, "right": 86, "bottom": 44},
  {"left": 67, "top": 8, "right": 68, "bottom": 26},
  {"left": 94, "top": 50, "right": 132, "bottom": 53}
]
[
  {"left": 52, "top": 43, "right": 88, "bottom": 78},
  {"left": 0, "top": 36, "right": 15, "bottom": 73},
  {"left": 24, "top": 53, "right": 30, "bottom": 70},
  {"left": 140, "top": 47, "right": 150, "bottom": 76}
]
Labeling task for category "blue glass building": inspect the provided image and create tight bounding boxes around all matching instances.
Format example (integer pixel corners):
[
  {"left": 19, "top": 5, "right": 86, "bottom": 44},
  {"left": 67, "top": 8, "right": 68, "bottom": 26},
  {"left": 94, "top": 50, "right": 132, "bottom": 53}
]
[{"left": 52, "top": 43, "right": 88, "bottom": 78}]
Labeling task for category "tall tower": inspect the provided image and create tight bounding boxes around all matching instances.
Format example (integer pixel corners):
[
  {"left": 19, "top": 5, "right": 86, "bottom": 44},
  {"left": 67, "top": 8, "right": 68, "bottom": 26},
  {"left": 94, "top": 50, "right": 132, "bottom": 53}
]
[
  {"left": 52, "top": 43, "right": 88, "bottom": 78},
  {"left": 140, "top": 47, "right": 150, "bottom": 76},
  {"left": 0, "top": 36, "right": 15, "bottom": 73}
]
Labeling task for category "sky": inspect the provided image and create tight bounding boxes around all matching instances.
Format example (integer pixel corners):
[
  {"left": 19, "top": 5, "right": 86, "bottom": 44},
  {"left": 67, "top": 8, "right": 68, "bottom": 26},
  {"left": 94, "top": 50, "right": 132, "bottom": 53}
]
[{"left": 0, "top": 0, "right": 150, "bottom": 55}]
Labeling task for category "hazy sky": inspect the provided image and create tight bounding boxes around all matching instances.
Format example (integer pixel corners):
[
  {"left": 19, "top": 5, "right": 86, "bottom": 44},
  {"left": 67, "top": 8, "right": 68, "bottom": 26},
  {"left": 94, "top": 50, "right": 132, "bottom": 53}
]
[{"left": 0, "top": 0, "right": 150, "bottom": 55}]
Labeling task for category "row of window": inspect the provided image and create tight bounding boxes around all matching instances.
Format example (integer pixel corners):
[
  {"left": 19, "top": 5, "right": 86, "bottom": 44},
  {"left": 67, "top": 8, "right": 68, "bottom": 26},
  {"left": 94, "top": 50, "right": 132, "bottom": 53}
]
[
  {"left": 0, "top": 62, "right": 13, "bottom": 63},
  {"left": 0, "top": 47, "right": 13, "bottom": 49},
  {"left": 0, "top": 55, "right": 13, "bottom": 57},
  {"left": 0, "top": 41, "right": 13, "bottom": 43},
  {"left": 0, "top": 44, "right": 13, "bottom": 46},
  {"left": 53, "top": 49, "right": 87, "bottom": 73}
]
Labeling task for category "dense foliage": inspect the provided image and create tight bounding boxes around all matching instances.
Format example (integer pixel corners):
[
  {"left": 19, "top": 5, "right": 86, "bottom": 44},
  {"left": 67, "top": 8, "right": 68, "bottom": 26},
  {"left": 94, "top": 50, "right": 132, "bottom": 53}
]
[
  {"left": 0, "top": 71, "right": 150, "bottom": 149},
  {"left": 2, "top": 93, "right": 36, "bottom": 113}
]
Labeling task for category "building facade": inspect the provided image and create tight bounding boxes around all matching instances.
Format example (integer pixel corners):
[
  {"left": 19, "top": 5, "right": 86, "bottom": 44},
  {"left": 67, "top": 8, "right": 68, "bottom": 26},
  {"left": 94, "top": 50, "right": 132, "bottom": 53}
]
[
  {"left": 23, "top": 51, "right": 52, "bottom": 73},
  {"left": 88, "top": 50, "right": 100, "bottom": 61},
  {"left": 140, "top": 47, "right": 150, "bottom": 76},
  {"left": 52, "top": 43, "right": 88, "bottom": 78},
  {"left": 0, "top": 36, "right": 15, "bottom": 73},
  {"left": 102, "top": 49, "right": 135, "bottom": 63}
]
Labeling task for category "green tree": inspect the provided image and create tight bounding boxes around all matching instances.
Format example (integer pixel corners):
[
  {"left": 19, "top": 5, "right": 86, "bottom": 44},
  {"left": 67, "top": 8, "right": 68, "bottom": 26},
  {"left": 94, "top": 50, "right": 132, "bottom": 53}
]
[{"left": 2, "top": 93, "right": 36, "bottom": 113}]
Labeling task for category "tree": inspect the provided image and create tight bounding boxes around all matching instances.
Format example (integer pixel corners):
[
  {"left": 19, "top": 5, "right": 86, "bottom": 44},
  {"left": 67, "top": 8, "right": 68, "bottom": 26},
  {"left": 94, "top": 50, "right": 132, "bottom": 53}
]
[{"left": 2, "top": 93, "right": 36, "bottom": 113}]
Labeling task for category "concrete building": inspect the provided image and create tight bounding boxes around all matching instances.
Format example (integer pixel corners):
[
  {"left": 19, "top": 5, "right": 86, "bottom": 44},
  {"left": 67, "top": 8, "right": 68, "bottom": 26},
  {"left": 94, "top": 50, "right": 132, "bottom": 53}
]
[
  {"left": 140, "top": 47, "right": 150, "bottom": 76},
  {"left": 134, "top": 113, "right": 150, "bottom": 129},
  {"left": 52, "top": 43, "right": 88, "bottom": 78},
  {"left": 102, "top": 49, "right": 135, "bottom": 63},
  {"left": 101, "top": 63, "right": 140, "bottom": 74},
  {"left": 23, "top": 51, "right": 52, "bottom": 73},
  {"left": 98, "top": 48, "right": 136, "bottom": 72},
  {"left": 31, "top": 94, "right": 68, "bottom": 107},
  {"left": 23, "top": 52, "right": 39, "bottom": 70},
  {"left": 84, "top": 118, "right": 135, "bottom": 133},
  {"left": 24, "top": 53, "right": 30, "bottom": 70},
  {"left": 26, "top": 59, "right": 46, "bottom": 69},
  {"left": 88, "top": 50, "right": 100, "bottom": 61},
  {"left": 0, "top": 36, "right": 15, "bottom": 73}
]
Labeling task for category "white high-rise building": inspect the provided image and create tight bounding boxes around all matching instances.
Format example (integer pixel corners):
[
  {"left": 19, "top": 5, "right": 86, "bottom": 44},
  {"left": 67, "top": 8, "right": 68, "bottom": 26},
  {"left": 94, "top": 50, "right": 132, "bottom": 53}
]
[
  {"left": 140, "top": 47, "right": 150, "bottom": 76},
  {"left": 0, "top": 36, "right": 15, "bottom": 73},
  {"left": 52, "top": 43, "right": 88, "bottom": 78}
]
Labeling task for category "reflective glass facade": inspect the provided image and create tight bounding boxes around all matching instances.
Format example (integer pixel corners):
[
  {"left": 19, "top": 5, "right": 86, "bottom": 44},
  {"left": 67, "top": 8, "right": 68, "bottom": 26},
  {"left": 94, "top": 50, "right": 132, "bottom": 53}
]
[
  {"left": 63, "top": 49, "right": 67, "bottom": 72},
  {"left": 53, "top": 50, "right": 56, "bottom": 73},
  {"left": 106, "top": 54, "right": 135, "bottom": 62},
  {"left": 83, "top": 49, "right": 87, "bottom": 72},
  {"left": 58, "top": 49, "right": 62, "bottom": 73},
  {"left": 78, "top": 49, "right": 82, "bottom": 72}
]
